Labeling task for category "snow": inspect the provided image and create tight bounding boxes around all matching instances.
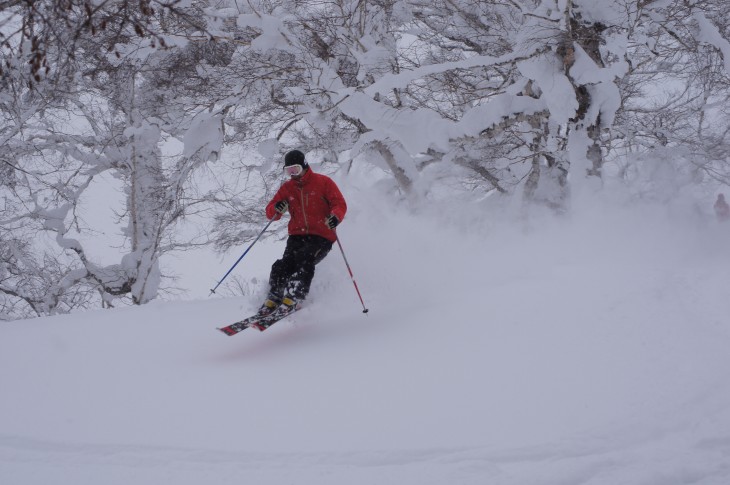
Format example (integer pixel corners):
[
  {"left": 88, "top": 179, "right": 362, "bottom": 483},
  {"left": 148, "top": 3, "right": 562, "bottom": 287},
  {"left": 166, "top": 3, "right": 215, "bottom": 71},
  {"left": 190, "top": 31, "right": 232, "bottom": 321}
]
[
  {"left": 694, "top": 12, "right": 730, "bottom": 78},
  {"left": 3, "top": 1, "right": 730, "bottom": 476},
  {"left": 236, "top": 14, "right": 296, "bottom": 53},
  {"left": 517, "top": 55, "right": 576, "bottom": 125},
  {"left": 568, "top": 44, "right": 623, "bottom": 127},
  {"left": 342, "top": 91, "right": 545, "bottom": 154},
  {"left": 3, "top": 183, "right": 730, "bottom": 483},
  {"left": 363, "top": 52, "right": 529, "bottom": 97},
  {"left": 574, "top": 0, "right": 626, "bottom": 26},
  {"left": 257, "top": 138, "right": 280, "bottom": 159},
  {"left": 183, "top": 112, "right": 224, "bottom": 162}
]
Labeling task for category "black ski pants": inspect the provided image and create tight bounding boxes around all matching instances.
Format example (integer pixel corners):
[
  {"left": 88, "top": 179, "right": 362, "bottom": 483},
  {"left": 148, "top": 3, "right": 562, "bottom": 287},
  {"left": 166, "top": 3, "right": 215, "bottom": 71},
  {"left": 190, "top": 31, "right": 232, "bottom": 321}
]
[{"left": 269, "top": 235, "right": 333, "bottom": 301}]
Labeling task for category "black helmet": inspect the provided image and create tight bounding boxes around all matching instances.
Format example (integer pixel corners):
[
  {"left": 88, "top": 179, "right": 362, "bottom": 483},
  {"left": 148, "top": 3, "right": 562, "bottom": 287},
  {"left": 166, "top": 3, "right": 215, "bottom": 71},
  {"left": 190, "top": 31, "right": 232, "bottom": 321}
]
[{"left": 284, "top": 150, "right": 308, "bottom": 169}]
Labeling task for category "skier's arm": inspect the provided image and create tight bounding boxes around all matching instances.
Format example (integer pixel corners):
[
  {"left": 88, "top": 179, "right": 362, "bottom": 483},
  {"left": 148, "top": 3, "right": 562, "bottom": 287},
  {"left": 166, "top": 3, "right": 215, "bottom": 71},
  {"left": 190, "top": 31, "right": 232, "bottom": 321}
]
[
  {"left": 326, "top": 179, "right": 347, "bottom": 222},
  {"left": 265, "top": 187, "right": 289, "bottom": 220}
]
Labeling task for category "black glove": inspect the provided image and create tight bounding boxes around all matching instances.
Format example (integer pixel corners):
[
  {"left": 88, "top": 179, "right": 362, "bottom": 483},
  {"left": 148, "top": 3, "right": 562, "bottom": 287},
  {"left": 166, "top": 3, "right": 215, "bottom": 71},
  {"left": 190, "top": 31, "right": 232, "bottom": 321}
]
[
  {"left": 274, "top": 200, "right": 289, "bottom": 214},
  {"left": 325, "top": 214, "right": 340, "bottom": 229}
]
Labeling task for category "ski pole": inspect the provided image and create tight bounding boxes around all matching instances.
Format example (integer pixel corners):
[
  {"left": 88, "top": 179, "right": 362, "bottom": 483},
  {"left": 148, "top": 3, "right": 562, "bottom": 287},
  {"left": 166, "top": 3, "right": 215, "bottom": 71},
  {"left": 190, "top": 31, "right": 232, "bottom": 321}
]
[
  {"left": 209, "top": 218, "right": 275, "bottom": 296},
  {"left": 335, "top": 232, "right": 369, "bottom": 314}
]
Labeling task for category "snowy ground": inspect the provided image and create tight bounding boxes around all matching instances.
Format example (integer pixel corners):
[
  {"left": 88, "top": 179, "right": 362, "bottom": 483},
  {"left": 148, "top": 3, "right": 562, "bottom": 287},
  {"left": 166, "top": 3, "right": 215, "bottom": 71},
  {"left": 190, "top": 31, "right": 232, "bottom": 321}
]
[{"left": 2, "top": 187, "right": 730, "bottom": 484}]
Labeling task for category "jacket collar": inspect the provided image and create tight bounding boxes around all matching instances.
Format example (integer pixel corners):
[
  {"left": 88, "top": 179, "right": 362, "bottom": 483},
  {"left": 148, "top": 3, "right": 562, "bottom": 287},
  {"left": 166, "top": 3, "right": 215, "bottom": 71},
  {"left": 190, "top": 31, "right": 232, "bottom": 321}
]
[{"left": 293, "top": 167, "right": 314, "bottom": 186}]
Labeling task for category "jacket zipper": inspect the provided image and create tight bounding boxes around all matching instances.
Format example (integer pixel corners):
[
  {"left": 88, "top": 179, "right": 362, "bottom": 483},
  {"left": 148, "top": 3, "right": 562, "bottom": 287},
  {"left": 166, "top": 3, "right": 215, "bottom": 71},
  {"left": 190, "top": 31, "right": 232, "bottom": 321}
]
[{"left": 299, "top": 186, "right": 309, "bottom": 233}]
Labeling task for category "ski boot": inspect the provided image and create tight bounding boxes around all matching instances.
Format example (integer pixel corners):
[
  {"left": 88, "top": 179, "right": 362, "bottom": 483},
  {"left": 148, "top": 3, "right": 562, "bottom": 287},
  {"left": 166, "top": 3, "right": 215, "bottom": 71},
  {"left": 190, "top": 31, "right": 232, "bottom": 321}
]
[
  {"left": 244, "top": 295, "right": 282, "bottom": 331},
  {"left": 256, "top": 293, "right": 283, "bottom": 315},
  {"left": 276, "top": 296, "right": 300, "bottom": 317},
  {"left": 257, "top": 297, "right": 300, "bottom": 328}
]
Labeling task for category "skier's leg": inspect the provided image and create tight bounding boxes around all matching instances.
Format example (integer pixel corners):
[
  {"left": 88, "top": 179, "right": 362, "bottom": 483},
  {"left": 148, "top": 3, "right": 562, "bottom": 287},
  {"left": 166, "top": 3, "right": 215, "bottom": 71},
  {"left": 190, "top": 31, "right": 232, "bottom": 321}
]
[
  {"left": 263, "top": 237, "right": 308, "bottom": 314},
  {"left": 285, "top": 236, "right": 333, "bottom": 302},
  {"left": 268, "top": 237, "right": 304, "bottom": 295},
  {"left": 268, "top": 259, "right": 289, "bottom": 300}
]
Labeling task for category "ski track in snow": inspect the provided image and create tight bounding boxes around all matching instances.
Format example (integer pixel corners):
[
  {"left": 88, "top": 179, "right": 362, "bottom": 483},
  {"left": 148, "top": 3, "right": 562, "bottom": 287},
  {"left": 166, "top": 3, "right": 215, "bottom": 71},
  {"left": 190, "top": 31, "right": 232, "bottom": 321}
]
[{"left": 3, "top": 427, "right": 730, "bottom": 485}]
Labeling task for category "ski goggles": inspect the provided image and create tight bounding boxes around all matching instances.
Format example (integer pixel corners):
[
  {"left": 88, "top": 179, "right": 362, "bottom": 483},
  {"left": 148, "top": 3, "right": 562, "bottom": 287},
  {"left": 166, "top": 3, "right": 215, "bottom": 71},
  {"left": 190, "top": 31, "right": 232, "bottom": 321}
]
[{"left": 284, "top": 164, "right": 304, "bottom": 177}]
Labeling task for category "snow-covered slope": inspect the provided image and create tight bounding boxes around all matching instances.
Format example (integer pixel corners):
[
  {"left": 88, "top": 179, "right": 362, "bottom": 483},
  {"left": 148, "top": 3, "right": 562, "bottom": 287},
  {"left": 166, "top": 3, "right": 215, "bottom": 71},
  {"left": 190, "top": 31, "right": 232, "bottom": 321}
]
[{"left": 2, "top": 195, "right": 730, "bottom": 484}]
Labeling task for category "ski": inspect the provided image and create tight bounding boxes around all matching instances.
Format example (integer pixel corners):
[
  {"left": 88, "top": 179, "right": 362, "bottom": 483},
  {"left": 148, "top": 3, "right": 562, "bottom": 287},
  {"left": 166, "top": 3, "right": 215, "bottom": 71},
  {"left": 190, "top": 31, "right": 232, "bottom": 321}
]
[
  {"left": 217, "top": 317, "right": 256, "bottom": 336},
  {"left": 217, "top": 305, "right": 301, "bottom": 336}
]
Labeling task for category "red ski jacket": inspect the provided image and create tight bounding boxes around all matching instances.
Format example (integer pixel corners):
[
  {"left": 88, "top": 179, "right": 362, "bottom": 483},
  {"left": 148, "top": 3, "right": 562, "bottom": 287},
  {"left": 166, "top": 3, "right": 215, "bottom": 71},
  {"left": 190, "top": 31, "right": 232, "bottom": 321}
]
[{"left": 265, "top": 168, "right": 347, "bottom": 242}]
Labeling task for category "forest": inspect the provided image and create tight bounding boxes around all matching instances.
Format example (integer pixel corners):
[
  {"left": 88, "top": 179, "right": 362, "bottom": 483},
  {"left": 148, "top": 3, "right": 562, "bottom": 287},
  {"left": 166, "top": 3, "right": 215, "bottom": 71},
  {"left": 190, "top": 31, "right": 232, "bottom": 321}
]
[{"left": 1, "top": 0, "right": 729, "bottom": 320}]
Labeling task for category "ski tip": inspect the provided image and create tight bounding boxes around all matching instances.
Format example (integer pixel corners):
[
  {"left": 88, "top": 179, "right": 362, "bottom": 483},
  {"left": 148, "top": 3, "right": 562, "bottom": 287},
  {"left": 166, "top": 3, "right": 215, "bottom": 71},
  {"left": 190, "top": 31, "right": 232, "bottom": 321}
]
[{"left": 217, "top": 327, "right": 237, "bottom": 336}]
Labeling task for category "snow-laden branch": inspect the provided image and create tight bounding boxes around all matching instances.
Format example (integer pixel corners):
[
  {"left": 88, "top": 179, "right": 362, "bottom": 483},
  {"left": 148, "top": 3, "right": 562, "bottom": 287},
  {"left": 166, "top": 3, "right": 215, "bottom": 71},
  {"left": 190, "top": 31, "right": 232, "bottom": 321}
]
[
  {"left": 693, "top": 12, "right": 730, "bottom": 78},
  {"left": 341, "top": 90, "right": 547, "bottom": 154},
  {"left": 363, "top": 48, "right": 549, "bottom": 97}
]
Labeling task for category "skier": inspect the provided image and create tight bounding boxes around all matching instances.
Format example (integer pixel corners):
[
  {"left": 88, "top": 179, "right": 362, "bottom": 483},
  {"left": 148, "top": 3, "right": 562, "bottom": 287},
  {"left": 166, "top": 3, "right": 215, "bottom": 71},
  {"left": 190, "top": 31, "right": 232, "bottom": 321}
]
[
  {"left": 714, "top": 193, "right": 730, "bottom": 222},
  {"left": 252, "top": 149, "right": 347, "bottom": 327}
]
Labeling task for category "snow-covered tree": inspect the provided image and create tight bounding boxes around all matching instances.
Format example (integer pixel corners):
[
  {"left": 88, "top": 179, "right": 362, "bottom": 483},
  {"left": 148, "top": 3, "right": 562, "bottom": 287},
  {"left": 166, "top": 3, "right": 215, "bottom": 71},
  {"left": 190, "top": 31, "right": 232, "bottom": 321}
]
[
  {"left": 1, "top": 1, "right": 227, "bottom": 316},
  {"left": 608, "top": 0, "right": 730, "bottom": 194}
]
